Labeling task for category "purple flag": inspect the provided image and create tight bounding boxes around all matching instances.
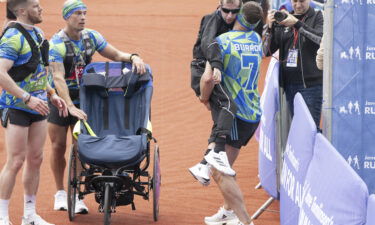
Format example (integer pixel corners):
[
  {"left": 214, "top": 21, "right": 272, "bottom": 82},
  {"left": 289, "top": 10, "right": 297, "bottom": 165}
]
[
  {"left": 280, "top": 93, "right": 317, "bottom": 225},
  {"left": 258, "top": 58, "right": 279, "bottom": 198},
  {"left": 299, "top": 134, "right": 368, "bottom": 225}
]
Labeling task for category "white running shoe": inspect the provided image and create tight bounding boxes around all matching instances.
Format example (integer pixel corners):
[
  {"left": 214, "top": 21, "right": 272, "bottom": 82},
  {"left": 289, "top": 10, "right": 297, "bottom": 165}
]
[
  {"left": 53, "top": 190, "right": 67, "bottom": 211},
  {"left": 21, "top": 214, "right": 54, "bottom": 225},
  {"left": 237, "top": 222, "right": 255, "bottom": 225},
  {"left": 0, "top": 216, "right": 12, "bottom": 225},
  {"left": 204, "top": 151, "right": 236, "bottom": 176},
  {"left": 189, "top": 163, "right": 211, "bottom": 185},
  {"left": 204, "top": 206, "right": 239, "bottom": 225},
  {"left": 75, "top": 196, "right": 88, "bottom": 214}
]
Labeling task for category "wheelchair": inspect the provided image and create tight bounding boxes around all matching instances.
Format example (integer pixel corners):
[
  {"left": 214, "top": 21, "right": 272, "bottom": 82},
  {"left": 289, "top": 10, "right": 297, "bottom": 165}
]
[{"left": 67, "top": 62, "right": 161, "bottom": 225}]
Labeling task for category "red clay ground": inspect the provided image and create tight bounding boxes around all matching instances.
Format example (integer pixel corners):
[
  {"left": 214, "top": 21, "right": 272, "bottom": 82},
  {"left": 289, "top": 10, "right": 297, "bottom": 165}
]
[{"left": 0, "top": 0, "right": 279, "bottom": 224}]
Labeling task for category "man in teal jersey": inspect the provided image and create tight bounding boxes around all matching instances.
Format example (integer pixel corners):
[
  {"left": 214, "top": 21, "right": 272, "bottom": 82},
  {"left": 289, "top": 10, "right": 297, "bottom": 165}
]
[
  {"left": 200, "top": 2, "right": 263, "bottom": 225},
  {"left": 48, "top": 0, "right": 147, "bottom": 213},
  {"left": 0, "top": 0, "right": 68, "bottom": 224}
]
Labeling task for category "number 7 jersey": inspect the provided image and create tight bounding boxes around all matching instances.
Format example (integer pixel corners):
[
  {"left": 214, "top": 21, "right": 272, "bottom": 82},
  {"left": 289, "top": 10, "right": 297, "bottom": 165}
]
[{"left": 216, "top": 30, "right": 263, "bottom": 123}]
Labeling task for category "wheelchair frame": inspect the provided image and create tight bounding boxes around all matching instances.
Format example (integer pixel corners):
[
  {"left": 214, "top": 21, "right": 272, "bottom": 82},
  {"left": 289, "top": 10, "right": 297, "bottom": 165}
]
[
  {"left": 67, "top": 138, "right": 160, "bottom": 225},
  {"left": 66, "top": 61, "right": 160, "bottom": 225}
]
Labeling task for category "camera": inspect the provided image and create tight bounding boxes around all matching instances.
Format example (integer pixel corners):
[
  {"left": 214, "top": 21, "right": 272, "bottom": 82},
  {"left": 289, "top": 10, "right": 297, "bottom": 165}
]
[{"left": 274, "top": 11, "right": 288, "bottom": 22}]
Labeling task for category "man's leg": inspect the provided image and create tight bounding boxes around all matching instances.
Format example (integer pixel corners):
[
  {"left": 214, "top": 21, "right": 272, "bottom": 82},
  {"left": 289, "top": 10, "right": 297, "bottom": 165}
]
[
  {"left": 211, "top": 145, "right": 252, "bottom": 224},
  {"left": 48, "top": 123, "right": 69, "bottom": 191},
  {"left": 0, "top": 122, "right": 28, "bottom": 223},
  {"left": 23, "top": 119, "right": 47, "bottom": 194},
  {"left": 189, "top": 63, "right": 216, "bottom": 185},
  {"left": 21, "top": 120, "right": 54, "bottom": 225},
  {"left": 299, "top": 85, "right": 322, "bottom": 127},
  {"left": 22, "top": 120, "right": 47, "bottom": 218},
  {"left": 0, "top": 123, "right": 28, "bottom": 199}
]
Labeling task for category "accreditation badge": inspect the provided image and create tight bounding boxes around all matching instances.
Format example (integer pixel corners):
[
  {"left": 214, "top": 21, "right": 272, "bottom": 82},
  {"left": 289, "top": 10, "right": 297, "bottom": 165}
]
[{"left": 286, "top": 48, "right": 298, "bottom": 68}]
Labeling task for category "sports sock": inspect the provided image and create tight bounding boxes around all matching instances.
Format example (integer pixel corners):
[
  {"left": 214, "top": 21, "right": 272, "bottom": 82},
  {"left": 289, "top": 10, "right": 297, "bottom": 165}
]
[
  {"left": 213, "top": 137, "right": 226, "bottom": 153},
  {"left": 24, "top": 195, "right": 36, "bottom": 217},
  {"left": 0, "top": 199, "right": 9, "bottom": 218},
  {"left": 200, "top": 149, "right": 212, "bottom": 164}
]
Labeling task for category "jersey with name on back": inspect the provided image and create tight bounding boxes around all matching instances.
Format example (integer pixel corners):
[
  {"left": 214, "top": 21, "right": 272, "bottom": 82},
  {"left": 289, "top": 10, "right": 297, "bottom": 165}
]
[{"left": 216, "top": 30, "right": 263, "bottom": 122}]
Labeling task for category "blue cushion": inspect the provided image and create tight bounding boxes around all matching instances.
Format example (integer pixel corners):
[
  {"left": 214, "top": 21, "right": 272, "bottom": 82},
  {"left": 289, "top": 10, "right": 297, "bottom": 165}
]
[{"left": 78, "top": 134, "right": 147, "bottom": 169}]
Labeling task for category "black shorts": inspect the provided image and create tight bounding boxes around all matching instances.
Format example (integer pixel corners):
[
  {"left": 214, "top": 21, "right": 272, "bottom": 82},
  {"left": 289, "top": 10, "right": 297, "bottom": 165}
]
[
  {"left": 208, "top": 84, "right": 238, "bottom": 141},
  {"left": 47, "top": 101, "right": 78, "bottom": 126},
  {"left": 210, "top": 117, "right": 259, "bottom": 149},
  {"left": 0, "top": 108, "right": 46, "bottom": 127}
]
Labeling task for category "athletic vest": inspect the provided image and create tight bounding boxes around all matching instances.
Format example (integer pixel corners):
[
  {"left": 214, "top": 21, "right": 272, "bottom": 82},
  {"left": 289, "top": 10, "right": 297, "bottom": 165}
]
[
  {"left": 57, "top": 30, "right": 94, "bottom": 78},
  {"left": 0, "top": 23, "right": 49, "bottom": 82}
]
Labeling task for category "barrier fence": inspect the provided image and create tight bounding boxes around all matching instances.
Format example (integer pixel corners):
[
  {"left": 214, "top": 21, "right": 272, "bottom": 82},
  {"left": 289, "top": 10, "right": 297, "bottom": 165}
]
[{"left": 256, "top": 60, "right": 375, "bottom": 225}]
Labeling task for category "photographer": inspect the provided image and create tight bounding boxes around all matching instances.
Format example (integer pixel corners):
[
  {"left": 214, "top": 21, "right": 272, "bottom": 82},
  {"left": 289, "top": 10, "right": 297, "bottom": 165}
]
[{"left": 263, "top": 0, "right": 323, "bottom": 127}]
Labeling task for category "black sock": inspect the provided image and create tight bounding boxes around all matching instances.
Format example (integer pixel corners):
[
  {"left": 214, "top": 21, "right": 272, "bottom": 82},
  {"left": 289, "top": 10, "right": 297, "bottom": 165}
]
[
  {"left": 200, "top": 149, "right": 211, "bottom": 164},
  {"left": 213, "top": 137, "right": 226, "bottom": 153}
]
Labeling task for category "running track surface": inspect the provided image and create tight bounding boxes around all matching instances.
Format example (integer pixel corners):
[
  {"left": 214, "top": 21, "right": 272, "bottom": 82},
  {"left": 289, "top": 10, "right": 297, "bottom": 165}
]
[{"left": 0, "top": 1, "right": 280, "bottom": 224}]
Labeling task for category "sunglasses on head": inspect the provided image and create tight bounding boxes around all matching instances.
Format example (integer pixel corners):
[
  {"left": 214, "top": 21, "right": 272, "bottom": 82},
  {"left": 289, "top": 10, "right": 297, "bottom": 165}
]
[{"left": 221, "top": 7, "right": 241, "bottom": 14}]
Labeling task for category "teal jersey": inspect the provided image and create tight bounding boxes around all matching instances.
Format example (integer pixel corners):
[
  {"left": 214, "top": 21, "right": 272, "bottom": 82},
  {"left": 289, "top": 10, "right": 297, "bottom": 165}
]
[
  {"left": 216, "top": 30, "right": 262, "bottom": 122},
  {"left": 49, "top": 28, "right": 107, "bottom": 94},
  {"left": 0, "top": 27, "right": 47, "bottom": 114}
]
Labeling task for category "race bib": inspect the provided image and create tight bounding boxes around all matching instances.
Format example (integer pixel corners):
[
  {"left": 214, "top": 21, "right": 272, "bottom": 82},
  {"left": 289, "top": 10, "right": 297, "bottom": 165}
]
[
  {"left": 286, "top": 49, "right": 298, "bottom": 68},
  {"left": 67, "top": 65, "right": 85, "bottom": 84}
]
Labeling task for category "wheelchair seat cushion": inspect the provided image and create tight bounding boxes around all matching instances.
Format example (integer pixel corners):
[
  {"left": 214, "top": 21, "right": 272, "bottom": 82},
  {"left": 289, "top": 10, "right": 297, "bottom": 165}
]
[{"left": 78, "top": 133, "right": 147, "bottom": 168}]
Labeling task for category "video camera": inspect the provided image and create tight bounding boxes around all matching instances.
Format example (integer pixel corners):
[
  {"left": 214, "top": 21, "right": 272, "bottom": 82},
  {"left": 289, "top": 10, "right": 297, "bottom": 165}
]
[{"left": 274, "top": 11, "right": 288, "bottom": 22}]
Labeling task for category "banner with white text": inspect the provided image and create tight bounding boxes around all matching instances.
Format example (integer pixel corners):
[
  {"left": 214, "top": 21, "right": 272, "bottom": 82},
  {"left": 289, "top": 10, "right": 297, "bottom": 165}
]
[
  {"left": 280, "top": 93, "right": 317, "bottom": 225},
  {"left": 331, "top": 0, "right": 375, "bottom": 193}
]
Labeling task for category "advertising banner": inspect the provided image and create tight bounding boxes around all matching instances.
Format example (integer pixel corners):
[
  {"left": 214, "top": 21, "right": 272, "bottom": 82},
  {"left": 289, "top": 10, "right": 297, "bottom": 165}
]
[
  {"left": 280, "top": 93, "right": 317, "bottom": 225},
  {"left": 258, "top": 58, "right": 280, "bottom": 198},
  {"left": 299, "top": 134, "right": 368, "bottom": 225},
  {"left": 331, "top": 0, "right": 375, "bottom": 193}
]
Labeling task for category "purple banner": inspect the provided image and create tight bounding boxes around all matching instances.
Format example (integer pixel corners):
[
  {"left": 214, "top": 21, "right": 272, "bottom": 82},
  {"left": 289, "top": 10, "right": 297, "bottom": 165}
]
[
  {"left": 258, "top": 58, "right": 280, "bottom": 198},
  {"left": 280, "top": 93, "right": 317, "bottom": 225},
  {"left": 365, "top": 194, "right": 375, "bottom": 225},
  {"left": 299, "top": 134, "right": 368, "bottom": 225},
  {"left": 331, "top": 0, "right": 375, "bottom": 193}
]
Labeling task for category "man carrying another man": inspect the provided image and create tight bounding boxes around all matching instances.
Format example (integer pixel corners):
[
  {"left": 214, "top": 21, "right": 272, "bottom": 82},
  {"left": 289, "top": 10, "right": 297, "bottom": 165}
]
[{"left": 199, "top": 2, "right": 264, "bottom": 225}]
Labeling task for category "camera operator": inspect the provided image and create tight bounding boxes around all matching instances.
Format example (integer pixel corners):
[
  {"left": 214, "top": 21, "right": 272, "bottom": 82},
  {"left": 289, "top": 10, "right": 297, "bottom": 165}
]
[{"left": 263, "top": 0, "right": 323, "bottom": 127}]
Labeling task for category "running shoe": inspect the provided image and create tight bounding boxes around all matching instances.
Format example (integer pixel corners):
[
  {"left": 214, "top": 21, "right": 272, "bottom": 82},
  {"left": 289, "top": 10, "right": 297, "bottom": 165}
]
[
  {"left": 204, "top": 206, "right": 239, "bottom": 225},
  {"left": 204, "top": 151, "right": 236, "bottom": 176},
  {"left": 21, "top": 214, "right": 54, "bottom": 225},
  {"left": 0, "top": 216, "right": 12, "bottom": 225},
  {"left": 75, "top": 196, "right": 88, "bottom": 214},
  {"left": 189, "top": 163, "right": 210, "bottom": 185},
  {"left": 53, "top": 190, "right": 67, "bottom": 211},
  {"left": 237, "top": 221, "right": 255, "bottom": 225}
]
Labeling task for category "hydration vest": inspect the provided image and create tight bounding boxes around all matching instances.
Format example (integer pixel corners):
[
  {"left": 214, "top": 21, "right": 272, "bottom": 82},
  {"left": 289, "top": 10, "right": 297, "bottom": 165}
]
[
  {"left": 0, "top": 23, "right": 49, "bottom": 82},
  {"left": 57, "top": 30, "right": 94, "bottom": 78}
]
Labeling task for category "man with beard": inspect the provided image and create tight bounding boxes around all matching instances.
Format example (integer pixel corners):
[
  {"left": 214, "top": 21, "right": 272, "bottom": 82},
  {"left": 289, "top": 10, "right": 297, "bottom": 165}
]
[
  {"left": 0, "top": 0, "right": 68, "bottom": 224},
  {"left": 48, "top": 0, "right": 147, "bottom": 213}
]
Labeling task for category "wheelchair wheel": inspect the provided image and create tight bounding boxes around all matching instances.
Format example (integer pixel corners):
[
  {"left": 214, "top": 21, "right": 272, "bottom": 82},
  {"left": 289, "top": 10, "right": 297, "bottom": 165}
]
[
  {"left": 67, "top": 145, "right": 77, "bottom": 221},
  {"left": 152, "top": 145, "right": 161, "bottom": 221},
  {"left": 103, "top": 183, "right": 112, "bottom": 225}
]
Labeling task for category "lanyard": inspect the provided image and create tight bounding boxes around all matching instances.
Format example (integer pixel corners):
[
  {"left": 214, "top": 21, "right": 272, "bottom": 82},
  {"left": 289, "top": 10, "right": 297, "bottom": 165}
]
[
  {"left": 292, "top": 14, "right": 307, "bottom": 49},
  {"left": 293, "top": 28, "right": 298, "bottom": 49}
]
